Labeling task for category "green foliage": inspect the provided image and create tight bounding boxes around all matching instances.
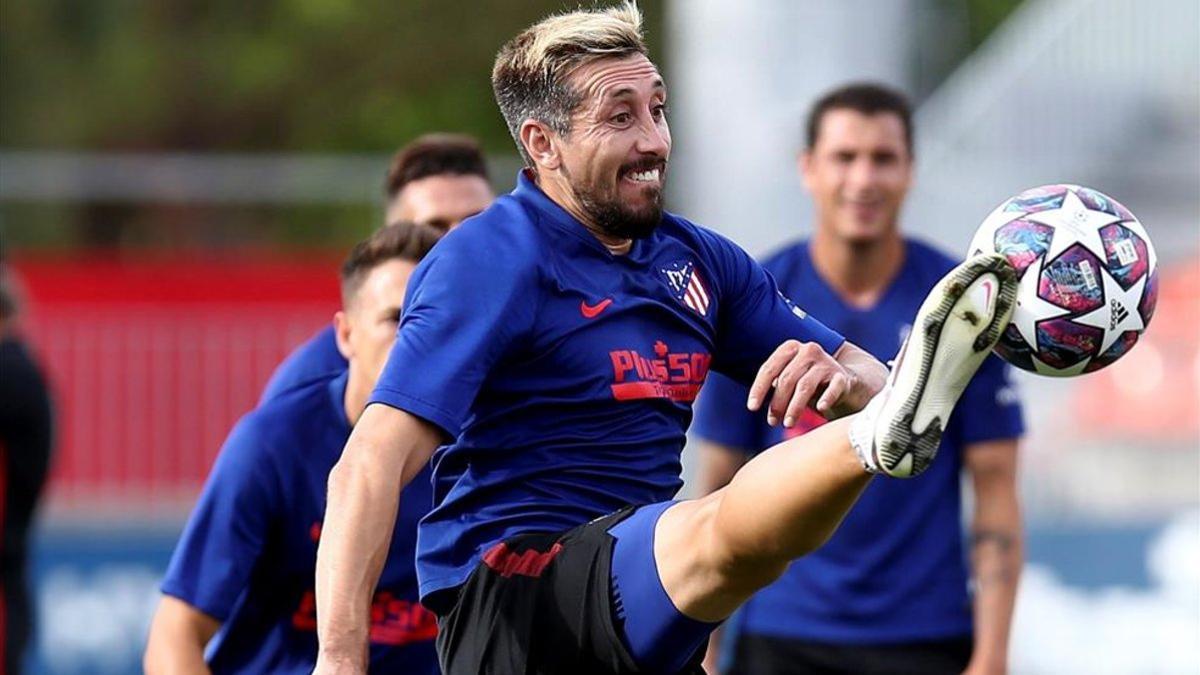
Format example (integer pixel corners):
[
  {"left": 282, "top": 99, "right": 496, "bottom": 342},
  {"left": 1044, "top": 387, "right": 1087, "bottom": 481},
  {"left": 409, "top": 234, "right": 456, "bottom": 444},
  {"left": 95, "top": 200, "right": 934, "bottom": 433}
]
[
  {"left": 0, "top": 1, "right": 665, "bottom": 249},
  {"left": 2, "top": 1, "right": 1022, "bottom": 250},
  {"left": 1, "top": 0, "right": 665, "bottom": 153},
  {"left": 961, "top": 0, "right": 1024, "bottom": 49}
]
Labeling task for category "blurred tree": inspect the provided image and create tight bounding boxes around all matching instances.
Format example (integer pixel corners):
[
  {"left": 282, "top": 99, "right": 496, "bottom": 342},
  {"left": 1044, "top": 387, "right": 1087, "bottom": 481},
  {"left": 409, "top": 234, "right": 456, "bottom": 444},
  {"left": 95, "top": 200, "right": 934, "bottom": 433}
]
[
  {"left": 0, "top": 0, "right": 665, "bottom": 153},
  {"left": 913, "top": 0, "right": 1025, "bottom": 100},
  {"left": 1, "top": 1, "right": 666, "bottom": 249}
]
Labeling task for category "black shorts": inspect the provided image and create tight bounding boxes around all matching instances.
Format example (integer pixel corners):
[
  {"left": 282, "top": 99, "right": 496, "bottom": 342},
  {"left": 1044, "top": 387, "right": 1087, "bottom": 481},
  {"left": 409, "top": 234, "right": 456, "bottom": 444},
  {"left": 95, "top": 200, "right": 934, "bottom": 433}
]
[
  {"left": 727, "top": 633, "right": 973, "bottom": 675},
  {"left": 429, "top": 506, "right": 708, "bottom": 675}
]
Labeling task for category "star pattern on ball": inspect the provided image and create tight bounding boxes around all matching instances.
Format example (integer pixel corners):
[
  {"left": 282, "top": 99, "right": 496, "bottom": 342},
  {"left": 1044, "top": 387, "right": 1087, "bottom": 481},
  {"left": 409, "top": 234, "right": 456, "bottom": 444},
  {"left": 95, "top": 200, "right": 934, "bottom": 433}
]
[
  {"left": 1031, "top": 355, "right": 1091, "bottom": 377},
  {"left": 1024, "top": 189, "right": 1119, "bottom": 263},
  {"left": 1073, "top": 265, "right": 1147, "bottom": 355},
  {"left": 1012, "top": 258, "right": 1070, "bottom": 350}
]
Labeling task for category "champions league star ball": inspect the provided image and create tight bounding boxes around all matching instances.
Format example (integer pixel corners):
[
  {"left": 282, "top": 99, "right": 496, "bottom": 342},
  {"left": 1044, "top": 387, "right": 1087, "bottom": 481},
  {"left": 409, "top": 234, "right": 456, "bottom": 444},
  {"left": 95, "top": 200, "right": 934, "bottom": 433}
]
[{"left": 968, "top": 184, "right": 1158, "bottom": 377}]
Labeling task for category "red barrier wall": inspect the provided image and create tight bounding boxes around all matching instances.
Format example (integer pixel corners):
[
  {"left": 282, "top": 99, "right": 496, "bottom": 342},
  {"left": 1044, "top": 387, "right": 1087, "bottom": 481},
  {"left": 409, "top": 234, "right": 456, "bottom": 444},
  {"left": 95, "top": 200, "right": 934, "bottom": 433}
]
[{"left": 10, "top": 252, "right": 342, "bottom": 511}]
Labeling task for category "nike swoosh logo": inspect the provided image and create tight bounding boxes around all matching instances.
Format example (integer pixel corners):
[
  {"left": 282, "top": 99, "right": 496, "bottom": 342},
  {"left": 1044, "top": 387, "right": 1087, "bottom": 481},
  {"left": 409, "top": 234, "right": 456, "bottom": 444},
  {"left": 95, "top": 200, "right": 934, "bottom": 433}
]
[
  {"left": 580, "top": 298, "right": 613, "bottom": 319},
  {"left": 981, "top": 279, "right": 994, "bottom": 310}
]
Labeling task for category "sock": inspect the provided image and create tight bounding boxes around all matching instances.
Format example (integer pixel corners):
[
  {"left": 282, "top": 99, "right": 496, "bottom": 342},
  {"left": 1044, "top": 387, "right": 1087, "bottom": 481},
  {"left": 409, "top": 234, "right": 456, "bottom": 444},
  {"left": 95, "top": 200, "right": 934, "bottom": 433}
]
[{"left": 848, "top": 389, "right": 885, "bottom": 474}]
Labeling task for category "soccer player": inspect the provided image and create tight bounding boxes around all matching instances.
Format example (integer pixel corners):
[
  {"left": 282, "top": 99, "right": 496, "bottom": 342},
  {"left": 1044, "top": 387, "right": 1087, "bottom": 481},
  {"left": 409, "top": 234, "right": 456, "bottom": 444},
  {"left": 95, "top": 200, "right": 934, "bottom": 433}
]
[
  {"left": 383, "top": 133, "right": 496, "bottom": 232},
  {"left": 314, "top": 5, "right": 1018, "bottom": 674},
  {"left": 693, "top": 84, "right": 1025, "bottom": 675},
  {"left": 258, "top": 133, "right": 494, "bottom": 401},
  {"left": 0, "top": 266, "right": 55, "bottom": 675},
  {"left": 144, "top": 222, "right": 444, "bottom": 674}
]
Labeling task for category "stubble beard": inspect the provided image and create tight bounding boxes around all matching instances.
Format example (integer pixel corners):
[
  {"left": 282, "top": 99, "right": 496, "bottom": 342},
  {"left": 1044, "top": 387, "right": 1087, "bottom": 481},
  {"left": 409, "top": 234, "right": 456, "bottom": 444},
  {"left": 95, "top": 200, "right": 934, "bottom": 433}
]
[{"left": 573, "top": 175, "right": 664, "bottom": 241}]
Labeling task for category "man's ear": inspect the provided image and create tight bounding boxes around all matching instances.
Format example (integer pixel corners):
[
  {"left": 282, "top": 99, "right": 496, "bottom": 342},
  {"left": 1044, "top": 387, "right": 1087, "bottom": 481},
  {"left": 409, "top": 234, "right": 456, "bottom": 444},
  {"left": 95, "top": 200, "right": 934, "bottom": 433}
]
[
  {"left": 520, "top": 119, "right": 562, "bottom": 171},
  {"left": 333, "top": 310, "right": 353, "bottom": 360},
  {"left": 798, "top": 150, "right": 815, "bottom": 192}
]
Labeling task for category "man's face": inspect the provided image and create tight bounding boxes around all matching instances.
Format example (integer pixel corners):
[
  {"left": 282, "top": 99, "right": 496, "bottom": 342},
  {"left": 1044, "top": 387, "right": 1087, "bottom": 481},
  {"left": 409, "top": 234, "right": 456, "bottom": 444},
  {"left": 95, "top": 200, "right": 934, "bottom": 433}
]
[
  {"left": 386, "top": 174, "right": 494, "bottom": 231},
  {"left": 555, "top": 53, "right": 671, "bottom": 239},
  {"left": 336, "top": 259, "right": 417, "bottom": 388},
  {"left": 801, "top": 109, "right": 912, "bottom": 245}
]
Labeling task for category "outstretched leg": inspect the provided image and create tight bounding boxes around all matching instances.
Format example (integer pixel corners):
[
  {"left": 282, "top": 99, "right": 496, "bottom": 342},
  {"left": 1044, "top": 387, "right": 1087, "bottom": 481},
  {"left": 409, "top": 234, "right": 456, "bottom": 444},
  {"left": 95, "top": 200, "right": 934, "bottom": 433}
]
[{"left": 656, "top": 254, "right": 1018, "bottom": 624}]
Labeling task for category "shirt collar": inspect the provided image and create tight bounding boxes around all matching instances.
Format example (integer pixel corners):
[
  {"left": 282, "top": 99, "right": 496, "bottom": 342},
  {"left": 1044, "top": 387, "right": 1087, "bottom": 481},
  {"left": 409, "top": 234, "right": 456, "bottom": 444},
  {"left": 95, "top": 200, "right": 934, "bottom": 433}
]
[{"left": 511, "top": 169, "right": 658, "bottom": 264}]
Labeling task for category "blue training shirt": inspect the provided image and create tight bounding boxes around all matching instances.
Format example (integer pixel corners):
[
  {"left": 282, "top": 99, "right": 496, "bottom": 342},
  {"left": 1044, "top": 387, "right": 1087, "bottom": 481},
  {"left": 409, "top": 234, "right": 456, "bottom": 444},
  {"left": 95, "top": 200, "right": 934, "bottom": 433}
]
[
  {"left": 692, "top": 238, "right": 1024, "bottom": 644},
  {"left": 369, "top": 171, "right": 845, "bottom": 601},
  {"left": 162, "top": 372, "right": 438, "bottom": 674},
  {"left": 259, "top": 325, "right": 347, "bottom": 404}
]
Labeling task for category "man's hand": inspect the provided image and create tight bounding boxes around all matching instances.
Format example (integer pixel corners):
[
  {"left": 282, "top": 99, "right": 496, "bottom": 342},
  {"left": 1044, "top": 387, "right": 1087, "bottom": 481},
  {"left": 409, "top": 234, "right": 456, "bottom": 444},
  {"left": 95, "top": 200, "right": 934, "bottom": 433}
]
[{"left": 747, "top": 340, "right": 885, "bottom": 426}]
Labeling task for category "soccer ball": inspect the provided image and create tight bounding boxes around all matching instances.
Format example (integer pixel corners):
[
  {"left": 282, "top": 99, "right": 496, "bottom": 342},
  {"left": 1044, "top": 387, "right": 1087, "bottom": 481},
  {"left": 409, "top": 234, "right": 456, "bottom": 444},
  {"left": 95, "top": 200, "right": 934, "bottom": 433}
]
[{"left": 968, "top": 184, "right": 1158, "bottom": 377}]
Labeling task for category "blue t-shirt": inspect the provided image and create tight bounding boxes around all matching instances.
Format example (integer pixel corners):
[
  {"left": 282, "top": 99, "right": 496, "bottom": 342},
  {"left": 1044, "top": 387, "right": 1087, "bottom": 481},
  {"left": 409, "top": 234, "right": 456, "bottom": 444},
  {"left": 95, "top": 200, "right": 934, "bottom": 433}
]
[
  {"left": 692, "top": 238, "right": 1024, "bottom": 644},
  {"left": 259, "top": 326, "right": 347, "bottom": 404},
  {"left": 162, "top": 372, "right": 438, "bottom": 674},
  {"left": 369, "top": 171, "right": 845, "bottom": 601}
]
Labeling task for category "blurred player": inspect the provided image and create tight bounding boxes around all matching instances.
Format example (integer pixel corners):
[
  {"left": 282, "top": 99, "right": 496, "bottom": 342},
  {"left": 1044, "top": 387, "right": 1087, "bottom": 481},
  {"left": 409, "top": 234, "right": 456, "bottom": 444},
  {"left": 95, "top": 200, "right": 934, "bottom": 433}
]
[
  {"left": 258, "top": 133, "right": 494, "bottom": 401},
  {"left": 694, "top": 83, "right": 1025, "bottom": 675},
  {"left": 314, "top": 5, "right": 1018, "bottom": 674},
  {"left": 383, "top": 133, "right": 495, "bottom": 231},
  {"left": 0, "top": 265, "right": 55, "bottom": 675},
  {"left": 144, "top": 222, "right": 444, "bottom": 674}
]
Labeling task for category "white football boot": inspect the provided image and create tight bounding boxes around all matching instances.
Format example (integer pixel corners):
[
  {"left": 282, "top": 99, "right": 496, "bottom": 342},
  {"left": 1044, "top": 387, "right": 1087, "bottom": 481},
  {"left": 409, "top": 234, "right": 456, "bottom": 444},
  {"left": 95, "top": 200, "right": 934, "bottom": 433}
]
[{"left": 849, "top": 253, "right": 1017, "bottom": 478}]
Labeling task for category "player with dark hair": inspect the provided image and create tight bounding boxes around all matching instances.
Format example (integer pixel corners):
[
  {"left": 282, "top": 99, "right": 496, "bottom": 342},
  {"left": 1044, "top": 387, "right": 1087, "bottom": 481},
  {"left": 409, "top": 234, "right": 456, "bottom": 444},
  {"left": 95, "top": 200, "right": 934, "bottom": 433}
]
[
  {"left": 694, "top": 82, "right": 1024, "bottom": 675},
  {"left": 258, "top": 133, "right": 494, "bottom": 402},
  {"left": 314, "top": 6, "right": 1018, "bottom": 674},
  {"left": 384, "top": 133, "right": 493, "bottom": 231},
  {"left": 0, "top": 265, "right": 55, "bottom": 675},
  {"left": 144, "top": 222, "right": 444, "bottom": 674}
]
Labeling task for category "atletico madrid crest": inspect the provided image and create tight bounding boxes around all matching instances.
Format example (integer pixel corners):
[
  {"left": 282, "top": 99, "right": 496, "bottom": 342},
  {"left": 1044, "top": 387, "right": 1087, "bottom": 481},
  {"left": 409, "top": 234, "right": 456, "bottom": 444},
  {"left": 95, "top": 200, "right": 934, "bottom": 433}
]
[{"left": 659, "top": 260, "right": 711, "bottom": 316}]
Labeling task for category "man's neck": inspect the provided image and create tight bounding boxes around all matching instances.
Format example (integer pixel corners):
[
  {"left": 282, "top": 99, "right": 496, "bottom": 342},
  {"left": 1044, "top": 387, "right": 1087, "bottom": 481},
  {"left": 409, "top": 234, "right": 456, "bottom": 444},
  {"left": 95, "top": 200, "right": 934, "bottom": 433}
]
[
  {"left": 534, "top": 170, "right": 633, "bottom": 255},
  {"left": 343, "top": 369, "right": 369, "bottom": 427},
  {"left": 810, "top": 227, "right": 905, "bottom": 309}
]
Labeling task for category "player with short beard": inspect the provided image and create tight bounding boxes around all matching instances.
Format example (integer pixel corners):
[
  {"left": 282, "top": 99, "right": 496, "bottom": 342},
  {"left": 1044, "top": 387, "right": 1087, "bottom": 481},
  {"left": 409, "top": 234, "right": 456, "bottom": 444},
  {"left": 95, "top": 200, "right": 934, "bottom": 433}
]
[{"left": 314, "top": 5, "right": 1019, "bottom": 674}]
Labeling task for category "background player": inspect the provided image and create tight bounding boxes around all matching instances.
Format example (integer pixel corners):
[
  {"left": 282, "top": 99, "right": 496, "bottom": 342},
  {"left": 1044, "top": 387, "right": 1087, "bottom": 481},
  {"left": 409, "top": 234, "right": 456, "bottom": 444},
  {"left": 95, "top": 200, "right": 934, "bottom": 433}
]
[
  {"left": 383, "top": 133, "right": 496, "bottom": 231},
  {"left": 144, "top": 222, "right": 444, "bottom": 674},
  {"left": 694, "top": 83, "right": 1024, "bottom": 675},
  {"left": 314, "top": 5, "right": 1018, "bottom": 674},
  {"left": 0, "top": 264, "right": 55, "bottom": 675},
  {"left": 259, "top": 133, "right": 494, "bottom": 401}
]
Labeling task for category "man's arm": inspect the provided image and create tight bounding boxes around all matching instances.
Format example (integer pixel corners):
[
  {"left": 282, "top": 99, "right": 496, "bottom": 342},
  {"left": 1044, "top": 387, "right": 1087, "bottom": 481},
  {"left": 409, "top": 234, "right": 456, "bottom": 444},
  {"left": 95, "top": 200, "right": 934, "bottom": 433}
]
[
  {"left": 829, "top": 341, "right": 887, "bottom": 415},
  {"left": 963, "top": 439, "right": 1023, "bottom": 675},
  {"left": 143, "top": 596, "right": 220, "bottom": 675},
  {"left": 695, "top": 442, "right": 748, "bottom": 496},
  {"left": 314, "top": 403, "right": 441, "bottom": 674}
]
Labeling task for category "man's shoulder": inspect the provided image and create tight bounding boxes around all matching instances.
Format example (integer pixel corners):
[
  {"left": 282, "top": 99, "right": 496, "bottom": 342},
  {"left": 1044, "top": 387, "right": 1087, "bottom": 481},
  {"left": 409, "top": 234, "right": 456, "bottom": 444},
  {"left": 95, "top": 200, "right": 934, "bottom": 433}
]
[
  {"left": 259, "top": 325, "right": 345, "bottom": 404},
  {"left": 239, "top": 377, "right": 337, "bottom": 462},
  {"left": 759, "top": 239, "right": 809, "bottom": 274},
  {"left": 656, "top": 218, "right": 808, "bottom": 290},
  {"left": 435, "top": 195, "right": 546, "bottom": 264},
  {"left": 904, "top": 237, "right": 960, "bottom": 275},
  {"left": 0, "top": 335, "right": 46, "bottom": 385},
  {"left": 658, "top": 213, "right": 749, "bottom": 263}
]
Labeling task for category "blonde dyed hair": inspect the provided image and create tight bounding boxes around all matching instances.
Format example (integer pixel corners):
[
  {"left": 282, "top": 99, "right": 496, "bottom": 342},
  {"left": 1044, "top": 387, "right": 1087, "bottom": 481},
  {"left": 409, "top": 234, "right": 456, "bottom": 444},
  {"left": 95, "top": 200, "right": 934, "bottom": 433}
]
[{"left": 492, "top": 2, "right": 648, "bottom": 165}]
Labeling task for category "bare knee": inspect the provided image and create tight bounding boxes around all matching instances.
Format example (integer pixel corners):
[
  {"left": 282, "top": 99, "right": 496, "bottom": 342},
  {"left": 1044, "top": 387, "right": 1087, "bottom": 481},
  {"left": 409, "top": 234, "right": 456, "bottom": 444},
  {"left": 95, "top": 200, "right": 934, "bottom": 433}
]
[{"left": 655, "top": 493, "right": 789, "bottom": 621}]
